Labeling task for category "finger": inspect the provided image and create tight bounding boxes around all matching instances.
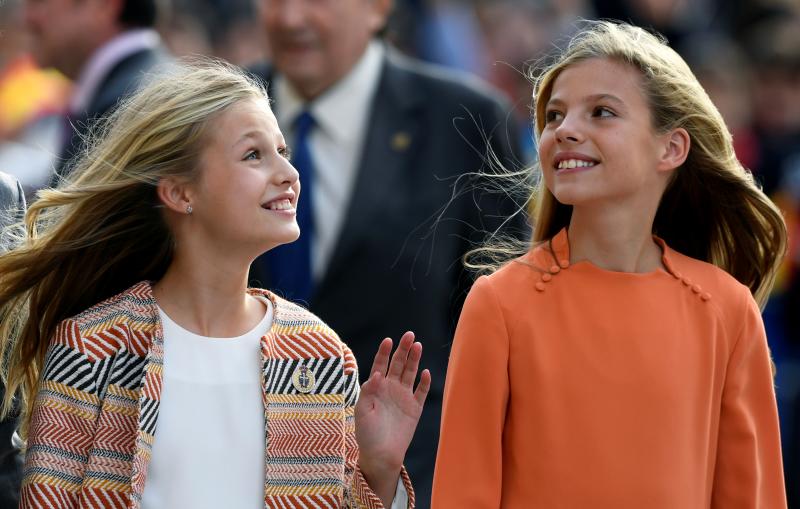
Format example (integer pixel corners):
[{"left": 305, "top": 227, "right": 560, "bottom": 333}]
[
  {"left": 414, "top": 369, "right": 431, "bottom": 406},
  {"left": 400, "top": 342, "right": 422, "bottom": 387},
  {"left": 387, "top": 331, "right": 415, "bottom": 380},
  {"left": 369, "top": 338, "right": 393, "bottom": 377}
]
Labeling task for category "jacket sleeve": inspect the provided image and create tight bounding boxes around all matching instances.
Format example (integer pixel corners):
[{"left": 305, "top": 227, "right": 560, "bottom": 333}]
[
  {"left": 711, "top": 289, "right": 787, "bottom": 508},
  {"left": 432, "top": 275, "right": 509, "bottom": 508},
  {"left": 19, "top": 319, "right": 101, "bottom": 508},
  {"left": 13, "top": 178, "right": 25, "bottom": 221},
  {"left": 342, "top": 345, "right": 415, "bottom": 509},
  {"left": 0, "top": 172, "right": 25, "bottom": 242}
]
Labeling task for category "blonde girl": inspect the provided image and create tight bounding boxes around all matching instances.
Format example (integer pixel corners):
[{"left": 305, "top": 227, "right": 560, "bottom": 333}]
[
  {"left": 0, "top": 59, "right": 430, "bottom": 509},
  {"left": 432, "top": 21, "right": 787, "bottom": 508}
]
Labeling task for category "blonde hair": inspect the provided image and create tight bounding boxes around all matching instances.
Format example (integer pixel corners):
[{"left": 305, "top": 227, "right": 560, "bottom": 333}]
[
  {"left": 474, "top": 21, "right": 786, "bottom": 307},
  {"left": 0, "top": 58, "right": 268, "bottom": 435}
]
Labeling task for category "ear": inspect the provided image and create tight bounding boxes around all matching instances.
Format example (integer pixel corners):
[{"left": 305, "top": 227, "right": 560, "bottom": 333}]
[
  {"left": 656, "top": 127, "right": 690, "bottom": 174},
  {"left": 157, "top": 177, "right": 194, "bottom": 215},
  {"left": 367, "top": 0, "right": 393, "bottom": 33}
]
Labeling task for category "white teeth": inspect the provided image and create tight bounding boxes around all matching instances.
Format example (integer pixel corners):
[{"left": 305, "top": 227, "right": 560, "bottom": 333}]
[
  {"left": 557, "top": 159, "right": 596, "bottom": 169},
  {"left": 266, "top": 199, "right": 293, "bottom": 211}
]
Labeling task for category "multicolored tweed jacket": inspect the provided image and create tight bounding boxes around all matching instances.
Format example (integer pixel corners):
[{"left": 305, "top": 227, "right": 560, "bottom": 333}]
[{"left": 20, "top": 281, "right": 414, "bottom": 508}]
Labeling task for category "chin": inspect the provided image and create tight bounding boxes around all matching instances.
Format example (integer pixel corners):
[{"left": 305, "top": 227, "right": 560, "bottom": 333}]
[{"left": 550, "top": 189, "right": 586, "bottom": 206}]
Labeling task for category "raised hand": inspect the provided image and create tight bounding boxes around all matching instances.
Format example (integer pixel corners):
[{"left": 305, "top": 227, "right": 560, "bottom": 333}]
[{"left": 355, "top": 331, "right": 431, "bottom": 506}]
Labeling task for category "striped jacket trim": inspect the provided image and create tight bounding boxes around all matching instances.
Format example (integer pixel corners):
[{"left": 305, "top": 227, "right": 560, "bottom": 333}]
[{"left": 21, "top": 281, "right": 414, "bottom": 509}]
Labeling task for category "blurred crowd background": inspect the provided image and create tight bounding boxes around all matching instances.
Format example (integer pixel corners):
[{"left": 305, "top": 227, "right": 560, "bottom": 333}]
[{"left": 1, "top": 0, "right": 799, "bottom": 504}]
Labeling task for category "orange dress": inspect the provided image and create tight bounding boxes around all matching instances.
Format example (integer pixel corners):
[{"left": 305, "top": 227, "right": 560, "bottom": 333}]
[{"left": 432, "top": 228, "right": 786, "bottom": 508}]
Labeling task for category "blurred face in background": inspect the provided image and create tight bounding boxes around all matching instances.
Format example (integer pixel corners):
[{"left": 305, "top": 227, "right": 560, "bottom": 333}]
[
  {"left": 24, "top": 0, "right": 118, "bottom": 79},
  {"left": 261, "top": 0, "right": 391, "bottom": 101}
]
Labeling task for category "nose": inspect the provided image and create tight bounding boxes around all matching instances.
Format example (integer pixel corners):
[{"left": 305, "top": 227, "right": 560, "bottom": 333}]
[
  {"left": 268, "top": 0, "right": 308, "bottom": 29},
  {"left": 23, "top": 1, "right": 41, "bottom": 30},
  {"left": 280, "top": 157, "right": 301, "bottom": 187},
  {"left": 554, "top": 115, "right": 584, "bottom": 144}
]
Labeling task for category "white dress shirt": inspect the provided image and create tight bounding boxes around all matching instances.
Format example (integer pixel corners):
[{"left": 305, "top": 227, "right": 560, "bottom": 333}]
[{"left": 274, "top": 41, "right": 385, "bottom": 280}]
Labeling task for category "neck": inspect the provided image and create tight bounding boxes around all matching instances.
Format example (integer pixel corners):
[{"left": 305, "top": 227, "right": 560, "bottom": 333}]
[
  {"left": 568, "top": 203, "right": 663, "bottom": 273},
  {"left": 153, "top": 241, "right": 264, "bottom": 338}
]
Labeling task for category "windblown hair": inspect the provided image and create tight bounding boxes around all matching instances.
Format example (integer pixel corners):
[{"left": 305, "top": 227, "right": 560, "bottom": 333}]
[
  {"left": 473, "top": 21, "right": 786, "bottom": 307},
  {"left": 0, "top": 58, "right": 268, "bottom": 436}
]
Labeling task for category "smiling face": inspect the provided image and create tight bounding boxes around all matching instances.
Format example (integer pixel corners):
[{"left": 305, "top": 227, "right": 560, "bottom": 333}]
[
  {"left": 189, "top": 98, "right": 301, "bottom": 254},
  {"left": 261, "top": 0, "right": 390, "bottom": 100},
  {"left": 537, "top": 57, "right": 672, "bottom": 210}
]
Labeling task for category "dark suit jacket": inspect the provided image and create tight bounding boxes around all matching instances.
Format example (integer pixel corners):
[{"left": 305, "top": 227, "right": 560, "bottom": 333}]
[
  {"left": 52, "top": 45, "right": 168, "bottom": 185},
  {"left": 250, "top": 48, "right": 528, "bottom": 508},
  {"left": 0, "top": 171, "right": 25, "bottom": 508}
]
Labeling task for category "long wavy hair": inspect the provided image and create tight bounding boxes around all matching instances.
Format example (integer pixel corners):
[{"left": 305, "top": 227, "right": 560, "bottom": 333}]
[
  {"left": 472, "top": 21, "right": 786, "bottom": 308},
  {"left": 0, "top": 58, "right": 268, "bottom": 436}
]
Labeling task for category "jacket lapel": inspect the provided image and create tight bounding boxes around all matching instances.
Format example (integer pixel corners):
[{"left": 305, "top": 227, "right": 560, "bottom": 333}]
[
  {"left": 126, "top": 282, "right": 164, "bottom": 508},
  {"left": 315, "top": 52, "right": 423, "bottom": 299}
]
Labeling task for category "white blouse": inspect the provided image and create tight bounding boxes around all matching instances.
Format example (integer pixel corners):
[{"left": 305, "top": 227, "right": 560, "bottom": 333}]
[{"left": 142, "top": 301, "right": 271, "bottom": 509}]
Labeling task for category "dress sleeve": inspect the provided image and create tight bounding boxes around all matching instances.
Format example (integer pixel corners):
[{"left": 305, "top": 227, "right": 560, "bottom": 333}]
[
  {"left": 711, "top": 289, "right": 788, "bottom": 508},
  {"left": 342, "top": 345, "right": 415, "bottom": 509},
  {"left": 432, "top": 275, "right": 509, "bottom": 508},
  {"left": 19, "top": 319, "right": 102, "bottom": 508}
]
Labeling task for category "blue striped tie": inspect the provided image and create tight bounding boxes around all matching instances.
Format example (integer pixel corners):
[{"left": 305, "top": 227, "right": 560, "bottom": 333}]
[{"left": 264, "top": 111, "right": 316, "bottom": 303}]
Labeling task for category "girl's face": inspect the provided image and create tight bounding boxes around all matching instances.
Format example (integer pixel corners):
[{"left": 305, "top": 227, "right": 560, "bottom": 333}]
[
  {"left": 538, "top": 57, "right": 671, "bottom": 210},
  {"left": 190, "top": 98, "right": 301, "bottom": 254}
]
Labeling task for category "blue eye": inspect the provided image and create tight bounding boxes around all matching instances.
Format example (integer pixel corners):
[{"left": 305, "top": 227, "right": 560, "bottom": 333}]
[
  {"left": 244, "top": 150, "right": 260, "bottom": 161},
  {"left": 278, "top": 146, "right": 291, "bottom": 161}
]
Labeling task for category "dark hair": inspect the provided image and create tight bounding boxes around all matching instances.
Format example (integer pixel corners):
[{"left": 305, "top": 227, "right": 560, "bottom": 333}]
[{"left": 119, "top": 0, "right": 158, "bottom": 28}]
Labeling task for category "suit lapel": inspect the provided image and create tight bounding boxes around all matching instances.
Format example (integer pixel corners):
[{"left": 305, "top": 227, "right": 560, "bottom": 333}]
[
  {"left": 315, "top": 53, "right": 423, "bottom": 298},
  {"left": 251, "top": 55, "right": 422, "bottom": 298}
]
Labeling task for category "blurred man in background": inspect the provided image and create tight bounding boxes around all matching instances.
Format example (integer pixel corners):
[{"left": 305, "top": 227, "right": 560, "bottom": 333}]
[
  {"left": 251, "top": 1, "right": 526, "bottom": 506},
  {"left": 23, "top": 0, "right": 168, "bottom": 184}
]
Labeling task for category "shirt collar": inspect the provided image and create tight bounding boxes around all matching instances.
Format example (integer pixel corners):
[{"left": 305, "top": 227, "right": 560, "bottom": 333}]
[
  {"left": 547, "top": 226, "right": 678, "bottom": 277},
  {"left": 69, "top": 29, "right": 161, "bottom": 114},
  {"left": 274, "top": 41, "right": 385, "bottom": 143}
]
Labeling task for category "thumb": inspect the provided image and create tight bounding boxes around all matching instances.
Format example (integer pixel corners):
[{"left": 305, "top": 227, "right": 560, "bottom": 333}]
[{"left": 360, "top": 370, "right": 381, "bottom": 396}]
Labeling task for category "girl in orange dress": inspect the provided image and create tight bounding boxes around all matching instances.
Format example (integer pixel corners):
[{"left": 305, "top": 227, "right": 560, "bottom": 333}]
[{"left": 432, "top": 21, "right": 788, "bottom": 508}]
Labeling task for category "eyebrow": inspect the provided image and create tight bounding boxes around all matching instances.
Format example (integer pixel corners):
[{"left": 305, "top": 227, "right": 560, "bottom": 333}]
[
  {"left": 231, "top": 131, "right": 259, "bottom": 150},
  {"left": 546, "top": 93, "right": 627, "bottom": 109},
  {"left": 232, "top": 131, "right": 289, "bottom": 152}
]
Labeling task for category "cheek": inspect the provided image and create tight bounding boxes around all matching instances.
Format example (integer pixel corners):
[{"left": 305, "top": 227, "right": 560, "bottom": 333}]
[{"left": 537, "top": 129, "right": 554, "bottom": 156}]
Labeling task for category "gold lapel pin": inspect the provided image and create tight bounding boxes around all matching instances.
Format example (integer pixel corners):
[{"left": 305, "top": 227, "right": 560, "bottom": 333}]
[
  {"left": 292, "top": 364, "right": 315, "bottom": 394},
  {"left": 391, "top": 132, "right": 411, "bottom": 152}
]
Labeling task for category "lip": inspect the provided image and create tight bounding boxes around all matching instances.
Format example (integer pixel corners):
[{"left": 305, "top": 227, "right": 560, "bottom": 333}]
[
  {"left": 553, "top": 152, "right": 599, "bottom": 167},
  {"left": 552, "top": 151, "right": 600, "bottom": 174},
  {"left": 277, "top": 40, "right": 317, "bottom": 54},
  {"left": 262, "top": 192, "right": 297, "bottom": 212}
]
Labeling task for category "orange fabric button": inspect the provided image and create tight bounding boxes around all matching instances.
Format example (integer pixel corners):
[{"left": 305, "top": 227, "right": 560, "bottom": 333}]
[
  {"left": 701, "top": 293, "right": 711, "bottom": 301},
  {"left": 692, "top": 285, "right": 702, "bottom": 294},
  {"left": 542, "top": 273, "right": 552, "bottom": 282},
  {"left": 681, "top": 277, "right": 691, "bottom": 286},
  {"left": 535, "top": 282, "right": 546, "bottom": 292}
]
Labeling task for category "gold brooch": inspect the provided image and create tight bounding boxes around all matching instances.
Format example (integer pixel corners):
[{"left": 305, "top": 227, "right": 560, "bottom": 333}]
[{"left": 292, "top": 364, "right": 315, "bottom": 393}]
